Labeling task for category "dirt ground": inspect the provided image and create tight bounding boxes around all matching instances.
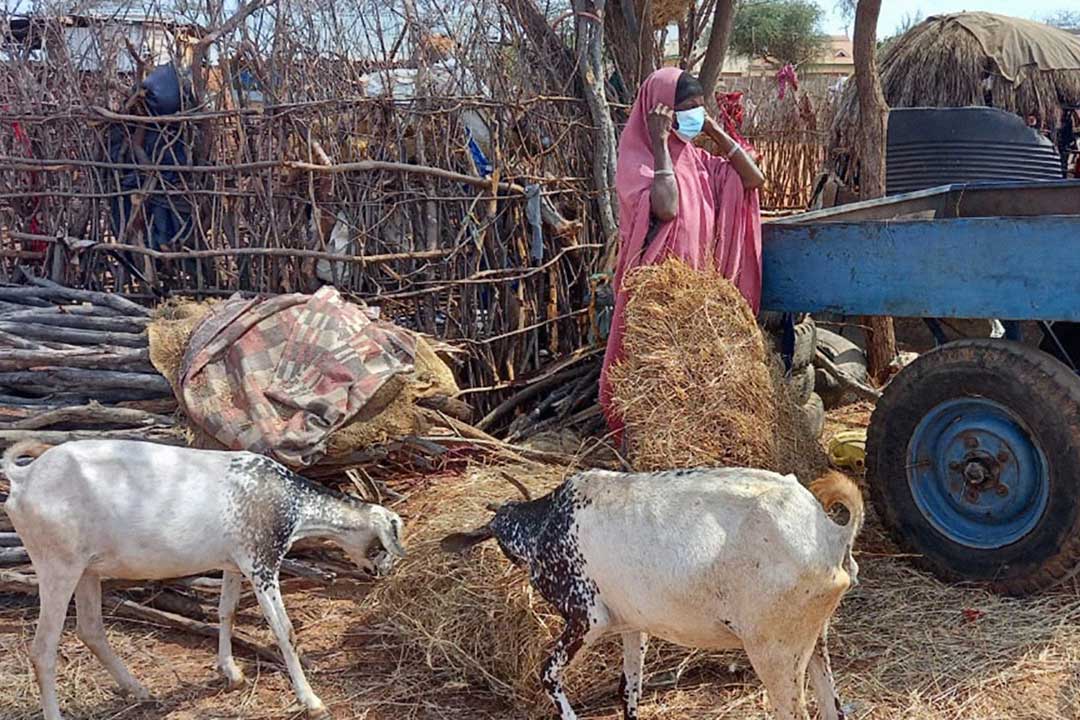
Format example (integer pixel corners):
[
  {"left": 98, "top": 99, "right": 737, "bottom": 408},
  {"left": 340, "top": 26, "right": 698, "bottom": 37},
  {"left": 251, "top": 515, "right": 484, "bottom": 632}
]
[{"left": 4, "top": 403, "right": 1080, "bottom": 719}]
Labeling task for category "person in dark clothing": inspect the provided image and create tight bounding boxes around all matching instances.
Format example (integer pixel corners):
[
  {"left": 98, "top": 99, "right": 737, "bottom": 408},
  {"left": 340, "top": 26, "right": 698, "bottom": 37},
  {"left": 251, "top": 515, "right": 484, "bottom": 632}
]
[{"left": 1059, "top": 107, "right": 1078, "bottom": 179}]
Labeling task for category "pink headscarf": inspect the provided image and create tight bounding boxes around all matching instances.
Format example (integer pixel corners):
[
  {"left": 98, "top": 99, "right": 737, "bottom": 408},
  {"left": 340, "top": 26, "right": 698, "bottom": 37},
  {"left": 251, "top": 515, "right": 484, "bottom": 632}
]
[{"left": 600, "top": 67, "right": 763, "bottom": 442}]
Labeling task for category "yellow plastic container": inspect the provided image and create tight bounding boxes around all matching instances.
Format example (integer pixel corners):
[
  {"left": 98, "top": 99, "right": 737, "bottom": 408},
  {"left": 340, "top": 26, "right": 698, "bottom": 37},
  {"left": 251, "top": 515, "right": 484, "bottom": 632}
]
[{"left": 829, "top": 429, "right": 867, "bottom": 473}]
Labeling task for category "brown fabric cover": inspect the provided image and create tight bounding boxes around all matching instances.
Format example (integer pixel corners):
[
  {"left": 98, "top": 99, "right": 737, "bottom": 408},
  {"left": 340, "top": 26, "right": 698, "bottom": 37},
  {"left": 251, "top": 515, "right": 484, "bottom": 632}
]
[{"left": 179, "top": 286, "right": 415, "bottom": 467}]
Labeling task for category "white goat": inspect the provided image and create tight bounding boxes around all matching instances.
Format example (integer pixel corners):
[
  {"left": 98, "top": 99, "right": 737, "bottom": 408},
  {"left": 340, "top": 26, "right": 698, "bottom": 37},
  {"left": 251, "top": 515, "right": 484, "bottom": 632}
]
[
  {"left": 442, "top": 467, "right": 863, "bottom": 720},
  {"left": 3, "top": 439, "right": 407, "bottom": 720}
]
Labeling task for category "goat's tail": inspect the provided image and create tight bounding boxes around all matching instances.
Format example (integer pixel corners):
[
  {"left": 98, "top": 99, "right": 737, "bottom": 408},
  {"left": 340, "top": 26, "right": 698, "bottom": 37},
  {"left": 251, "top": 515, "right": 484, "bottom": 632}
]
[
  {"left": 810, "top": 470, "right": 865, "bottom": 544},
  {"left": 440, "top": 525, "right": 495, "bottom": 554},
  {"left": 2, "top": 441, "right": 53, "bottom": 488}
]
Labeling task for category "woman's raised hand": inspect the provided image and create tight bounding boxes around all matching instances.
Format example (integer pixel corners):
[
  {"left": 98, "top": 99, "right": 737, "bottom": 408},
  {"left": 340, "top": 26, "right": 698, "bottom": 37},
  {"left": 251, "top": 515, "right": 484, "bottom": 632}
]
[
  {"left": 703, "top": 113, "right": 724, "bottom": 138},
  {"left": 648, "top": 104, "right": 674, "bottom": 145}
]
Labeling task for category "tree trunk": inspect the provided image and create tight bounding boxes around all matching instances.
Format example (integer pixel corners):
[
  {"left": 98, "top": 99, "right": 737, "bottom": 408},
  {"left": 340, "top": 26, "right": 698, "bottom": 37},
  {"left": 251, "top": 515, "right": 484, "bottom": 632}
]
[
  {"left": 853, "top": 0, "right": 896, "bottom": 381},
  {"left": 0, "top": 368, "right": 171, "bottom": 394},
  {"left": 605, "top": 0, "right": 658, "bottom": 99},
  {"left": 699, "top": 0, "right": 737, "bottom": 114},
  {"left": 573, "top": 1, "right": 620, "bottom": 271},
  {"left": 0, "top": 348, "right": 153, "bottom": 373}
]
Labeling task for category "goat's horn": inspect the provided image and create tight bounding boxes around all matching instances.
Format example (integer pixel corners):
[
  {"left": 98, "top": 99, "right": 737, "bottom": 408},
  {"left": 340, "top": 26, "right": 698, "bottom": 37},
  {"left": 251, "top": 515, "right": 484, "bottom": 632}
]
[{"left": 497, "top": 470, "right": 532, "bottom": 501}]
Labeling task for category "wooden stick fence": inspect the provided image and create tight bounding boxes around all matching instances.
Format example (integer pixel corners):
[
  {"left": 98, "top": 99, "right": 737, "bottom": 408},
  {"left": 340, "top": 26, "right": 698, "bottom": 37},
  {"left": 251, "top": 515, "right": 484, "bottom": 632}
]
[{"left": 0, "top": 1, "right": 612, "bottom": 409}]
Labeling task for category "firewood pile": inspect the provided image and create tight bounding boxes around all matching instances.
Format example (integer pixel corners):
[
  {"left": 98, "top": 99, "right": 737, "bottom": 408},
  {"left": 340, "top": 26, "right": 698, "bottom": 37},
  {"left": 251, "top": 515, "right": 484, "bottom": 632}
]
[
  {"left": 0, "top": 277, "right": 181, "bottom": 447},
  {"left": 474, "top": 348, "right": 606, "bottom": 444}
]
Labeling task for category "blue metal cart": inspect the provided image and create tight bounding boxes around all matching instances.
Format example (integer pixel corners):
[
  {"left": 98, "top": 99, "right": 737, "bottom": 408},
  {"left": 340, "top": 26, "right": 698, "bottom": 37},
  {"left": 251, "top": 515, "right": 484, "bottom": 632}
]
[{"left": 761, "top": 180, "right": 1080, "bottom": 595}]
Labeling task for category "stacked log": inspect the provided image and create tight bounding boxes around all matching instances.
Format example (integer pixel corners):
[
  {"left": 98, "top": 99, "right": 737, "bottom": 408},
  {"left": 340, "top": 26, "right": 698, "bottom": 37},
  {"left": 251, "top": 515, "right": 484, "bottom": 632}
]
[{"left": 0, "top": 278, "right": 179, "bottom": 445}]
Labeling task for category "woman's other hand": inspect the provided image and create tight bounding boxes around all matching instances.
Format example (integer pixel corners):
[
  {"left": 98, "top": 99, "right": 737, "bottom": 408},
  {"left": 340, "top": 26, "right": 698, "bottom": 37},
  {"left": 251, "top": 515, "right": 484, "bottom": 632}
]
[
  {"left": 648, "top": 104, "right": 674, "bottom": 146},
  {"left": 703, "top": 112, "right": 766, "bottom": 190},
  {"left": 703, "top": 113, "right": 725, "bottom": 140}
]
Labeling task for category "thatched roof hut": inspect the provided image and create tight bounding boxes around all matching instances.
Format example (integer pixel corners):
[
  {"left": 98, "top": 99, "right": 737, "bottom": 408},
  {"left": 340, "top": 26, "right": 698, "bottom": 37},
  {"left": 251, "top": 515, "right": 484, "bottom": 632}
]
[{"left": 827, "top": 12, "right": 1080, "bottom": 188}]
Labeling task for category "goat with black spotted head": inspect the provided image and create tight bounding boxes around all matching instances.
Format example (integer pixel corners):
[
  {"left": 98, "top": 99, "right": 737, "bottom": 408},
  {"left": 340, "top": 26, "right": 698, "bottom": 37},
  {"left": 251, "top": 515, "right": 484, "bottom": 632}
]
[
  {"left": 442, "top": 467, "right": 863, "bottom": 720},
  {"left": 3, "top": 439, "right": 406, "bottom": 720}
]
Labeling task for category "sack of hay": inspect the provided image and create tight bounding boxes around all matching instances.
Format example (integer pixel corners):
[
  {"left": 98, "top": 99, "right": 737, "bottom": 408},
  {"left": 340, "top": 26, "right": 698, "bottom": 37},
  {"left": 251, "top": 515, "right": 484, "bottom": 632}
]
[
  {"left": 370, "top": 463, "right": 724, "bottom": 714},
  {"left": 608, "top": 259, "right": 826, "bottom": 481},
  {"left": 147, "top": 297, "right": 459, "bottom": 459}
]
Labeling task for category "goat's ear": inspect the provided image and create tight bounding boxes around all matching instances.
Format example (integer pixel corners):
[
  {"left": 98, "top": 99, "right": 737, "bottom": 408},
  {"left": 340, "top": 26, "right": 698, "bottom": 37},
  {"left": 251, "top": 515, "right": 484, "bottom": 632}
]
[{"left": 378, "top": 517, "right": 407, "bottom": 559}]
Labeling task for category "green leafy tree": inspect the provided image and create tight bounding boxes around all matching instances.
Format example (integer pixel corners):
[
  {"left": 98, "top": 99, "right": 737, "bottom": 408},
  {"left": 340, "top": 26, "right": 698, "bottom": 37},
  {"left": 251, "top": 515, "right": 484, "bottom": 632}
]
[{"left": 730, "top": 0, "right": 828, "bottom": 66}]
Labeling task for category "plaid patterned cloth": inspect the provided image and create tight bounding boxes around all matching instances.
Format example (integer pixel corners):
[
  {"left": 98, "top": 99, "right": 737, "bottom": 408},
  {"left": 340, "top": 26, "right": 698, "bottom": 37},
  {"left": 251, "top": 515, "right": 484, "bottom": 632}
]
[{"left": 179, "top": 286, "right": 415, "bottom": 467}]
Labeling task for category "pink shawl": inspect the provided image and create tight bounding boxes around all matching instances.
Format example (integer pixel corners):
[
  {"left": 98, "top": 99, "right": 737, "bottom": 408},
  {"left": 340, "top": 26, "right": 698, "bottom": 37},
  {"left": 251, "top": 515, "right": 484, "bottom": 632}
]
[{"left": 599, "top": 67, "right": 763, "bottom": 440}]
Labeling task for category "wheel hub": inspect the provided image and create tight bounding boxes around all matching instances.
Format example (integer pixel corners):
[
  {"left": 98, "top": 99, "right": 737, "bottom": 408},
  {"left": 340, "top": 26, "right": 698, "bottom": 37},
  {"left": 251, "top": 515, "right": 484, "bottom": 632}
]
[
  {"left": 908, "top": 398, "right": 1049, "bottom": 549},
  {"left": 950, "top": 443, "right": 1009, "bottom": 500},
  {"left": 963, "top": 459, "right": 990, "bottom": 485}
]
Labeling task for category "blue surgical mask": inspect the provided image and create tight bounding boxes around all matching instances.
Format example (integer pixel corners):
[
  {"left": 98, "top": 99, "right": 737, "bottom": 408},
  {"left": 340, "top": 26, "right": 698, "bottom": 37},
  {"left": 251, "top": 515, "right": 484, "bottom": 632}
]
[{"left": 675, "top": 107, "right": 706, "bottom": 141}]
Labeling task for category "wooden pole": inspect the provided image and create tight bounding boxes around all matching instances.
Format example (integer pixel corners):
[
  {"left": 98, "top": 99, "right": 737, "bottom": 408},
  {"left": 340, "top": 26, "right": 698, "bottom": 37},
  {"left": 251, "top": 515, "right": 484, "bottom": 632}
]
[
  {"left": 572, "top": 0, "right": 620, "bottom": 272},
  {"left": 853, "top": 0, "right": 897, "bottom": 381},
  {"left": 699, "top": 0, "right": 737, "bottom": 114}
]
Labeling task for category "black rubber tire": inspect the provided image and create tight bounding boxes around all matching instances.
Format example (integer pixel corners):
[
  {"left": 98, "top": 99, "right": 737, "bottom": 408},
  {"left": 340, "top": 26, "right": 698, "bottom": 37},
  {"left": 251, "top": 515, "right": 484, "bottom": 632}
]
[
  {"left": 801, "top": 392, "right": 826, "bottom": 439},
  {"left": 815, "top": 367, "right": 841, "bottom": 408},
  {"left": 787, "top": 365, "right": 815, "bottom": 405},
  {"left": 866, "top": 339, "right": 1080, "bottom": 596},
  {"left": 791, "top": 317, "right": 817, "bottom": 370},
  {"left": 815, "top": 329, "right": 868, "bottom": 409},
  {"left": 816, "top": 328, "right": 868, "bottom": 376}
]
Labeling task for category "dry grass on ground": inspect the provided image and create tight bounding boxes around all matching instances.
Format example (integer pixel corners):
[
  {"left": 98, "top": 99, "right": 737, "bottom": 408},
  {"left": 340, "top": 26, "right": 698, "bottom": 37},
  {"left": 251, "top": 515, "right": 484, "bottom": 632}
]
[{"left": 4, "top": 405, "right": 1080, "bottom": 719}]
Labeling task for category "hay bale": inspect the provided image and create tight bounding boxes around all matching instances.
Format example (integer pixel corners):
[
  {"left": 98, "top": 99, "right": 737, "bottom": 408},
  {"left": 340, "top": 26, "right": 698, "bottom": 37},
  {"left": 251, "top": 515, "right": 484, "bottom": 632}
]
[
  {"left": 147, "top": 299, "right": 217, "bottom": 395},
  {"left": 371, "top": 463, "right": 723, "bottom": 714},
  {"left": 609, "top": 259, "right": 826, "bottom": 480}
]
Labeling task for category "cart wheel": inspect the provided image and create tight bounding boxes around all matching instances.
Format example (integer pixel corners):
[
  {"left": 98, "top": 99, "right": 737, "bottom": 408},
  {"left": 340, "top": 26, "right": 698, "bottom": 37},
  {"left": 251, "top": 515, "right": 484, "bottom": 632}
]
[{"left": 867, "top": 339, "right": 1080, "bottom": 595}]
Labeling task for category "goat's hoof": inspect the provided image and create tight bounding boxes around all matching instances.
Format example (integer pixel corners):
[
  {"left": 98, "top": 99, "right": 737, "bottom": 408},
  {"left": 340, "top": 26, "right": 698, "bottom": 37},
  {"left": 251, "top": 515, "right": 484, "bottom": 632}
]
[
  {"left": 305, "top": 704, "right": 332, "bottom": 720},
  {"left": 224, "top": 673, "right": 247, "bottom": 690},
  {"left": 127, "top": 684, "right": 153, "bottom": 702},
  {"left": 219, "top": 663, "right": 247, "bottom": 690}
]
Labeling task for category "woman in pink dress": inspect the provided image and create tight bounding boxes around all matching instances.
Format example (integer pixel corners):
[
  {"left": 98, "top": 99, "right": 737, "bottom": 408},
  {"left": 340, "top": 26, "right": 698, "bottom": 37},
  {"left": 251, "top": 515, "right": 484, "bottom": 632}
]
[{"left": 599, "top": 68, "right": 766, "bottom": 442}]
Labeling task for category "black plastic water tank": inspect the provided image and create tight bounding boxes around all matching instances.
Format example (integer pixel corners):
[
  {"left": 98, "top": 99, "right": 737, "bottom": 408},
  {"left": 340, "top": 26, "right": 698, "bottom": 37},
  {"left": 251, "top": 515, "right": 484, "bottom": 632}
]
[{"left": 886, "top": 107, "right": 1062, "bottom": 195}]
